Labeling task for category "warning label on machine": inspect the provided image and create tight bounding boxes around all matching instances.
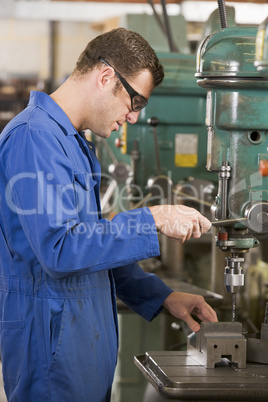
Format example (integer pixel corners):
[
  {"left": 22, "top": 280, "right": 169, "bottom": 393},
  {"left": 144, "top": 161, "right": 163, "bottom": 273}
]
[{"left": 175, "top": 133, "right": 198, "bottom": 167}]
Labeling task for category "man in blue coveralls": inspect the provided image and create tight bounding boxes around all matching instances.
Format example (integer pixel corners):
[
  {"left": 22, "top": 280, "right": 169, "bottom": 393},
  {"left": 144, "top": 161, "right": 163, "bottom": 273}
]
[{"left": 0, "top": 28, "right": 217, "bottom": 401}]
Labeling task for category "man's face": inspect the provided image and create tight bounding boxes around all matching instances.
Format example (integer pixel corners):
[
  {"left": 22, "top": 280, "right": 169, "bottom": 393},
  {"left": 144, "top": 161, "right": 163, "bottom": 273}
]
[{"left": 92, "top": 69, "right": 154, "bottom": 139}]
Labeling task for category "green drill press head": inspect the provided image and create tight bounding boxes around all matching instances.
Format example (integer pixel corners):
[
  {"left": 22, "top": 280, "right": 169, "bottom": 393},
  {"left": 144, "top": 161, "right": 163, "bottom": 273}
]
[{"left": 196, "top": 26, "right": 268, "bottom": 255}]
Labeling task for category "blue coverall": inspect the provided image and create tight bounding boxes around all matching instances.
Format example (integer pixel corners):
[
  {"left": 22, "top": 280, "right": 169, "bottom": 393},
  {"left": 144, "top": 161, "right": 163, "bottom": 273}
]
[{"left": 0, "top": 91, "right": 173, "bottom": 401}]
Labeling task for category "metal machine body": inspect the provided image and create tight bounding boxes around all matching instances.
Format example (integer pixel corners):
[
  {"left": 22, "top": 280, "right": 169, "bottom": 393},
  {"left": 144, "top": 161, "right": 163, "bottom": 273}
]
[
  {"left": 196, "top": 26, "right": 268, "bottom": 241},
  {"left": 196, "top": 26, "right": 268, "bottom": 319},
  {"left": 135, "top": 17, "right": 268, "bottom": 402}
]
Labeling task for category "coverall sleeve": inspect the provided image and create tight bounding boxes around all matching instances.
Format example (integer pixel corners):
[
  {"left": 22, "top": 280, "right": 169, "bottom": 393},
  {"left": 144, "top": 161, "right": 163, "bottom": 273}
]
[
  {"left": 3, "top": 127, "right": 160, "bottom": 278},
  {"left": 113, "top": 263, "right": 173, "bottom": 321}
]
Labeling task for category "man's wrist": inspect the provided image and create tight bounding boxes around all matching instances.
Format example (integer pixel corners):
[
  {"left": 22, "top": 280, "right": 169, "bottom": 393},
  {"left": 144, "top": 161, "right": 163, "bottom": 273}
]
[{"left": 162, "top": 291, "right": 176, "bottom": 309}]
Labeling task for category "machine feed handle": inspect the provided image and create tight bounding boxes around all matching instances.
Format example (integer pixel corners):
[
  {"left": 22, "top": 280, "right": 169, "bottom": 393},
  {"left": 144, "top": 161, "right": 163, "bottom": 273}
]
[{"left": 211, "top": 217, "right": 248, "bottom": 227}]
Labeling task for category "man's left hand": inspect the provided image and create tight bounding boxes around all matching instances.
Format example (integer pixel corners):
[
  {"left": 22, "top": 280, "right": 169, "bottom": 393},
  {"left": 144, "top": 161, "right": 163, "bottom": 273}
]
[{"left": 163, "top": 291, "right": 218, "bottom": 332}]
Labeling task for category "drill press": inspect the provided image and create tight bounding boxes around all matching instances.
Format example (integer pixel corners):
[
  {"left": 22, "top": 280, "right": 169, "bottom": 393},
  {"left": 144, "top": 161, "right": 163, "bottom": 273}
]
[
  {"left": 134, "top": 17, "right": 268, "bottom": 402},
  {"left": 196, "top": 24, "right": 268, "bottom": 321}
]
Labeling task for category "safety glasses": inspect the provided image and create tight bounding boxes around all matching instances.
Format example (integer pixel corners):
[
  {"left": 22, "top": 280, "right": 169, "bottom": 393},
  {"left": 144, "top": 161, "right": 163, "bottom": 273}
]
[{"left": 98, "top": 57, "right": 148, "bottom": 112}]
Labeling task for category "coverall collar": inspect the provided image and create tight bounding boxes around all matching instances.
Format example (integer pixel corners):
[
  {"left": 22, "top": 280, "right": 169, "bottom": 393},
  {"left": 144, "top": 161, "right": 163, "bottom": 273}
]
[{"left": 28, "top": 91, "right": 78, "bottom": 136}]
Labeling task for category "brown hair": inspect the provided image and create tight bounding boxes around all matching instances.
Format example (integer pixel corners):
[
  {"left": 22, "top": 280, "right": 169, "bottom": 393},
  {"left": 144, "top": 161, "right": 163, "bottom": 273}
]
[{"left": 73, "top": 28, "right": 164, "bottom": 88}]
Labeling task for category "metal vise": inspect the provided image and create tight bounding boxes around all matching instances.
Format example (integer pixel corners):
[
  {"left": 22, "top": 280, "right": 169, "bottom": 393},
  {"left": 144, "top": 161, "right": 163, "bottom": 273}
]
[{"left": 187, "top": 322, "right": 247, "bottom": 368}]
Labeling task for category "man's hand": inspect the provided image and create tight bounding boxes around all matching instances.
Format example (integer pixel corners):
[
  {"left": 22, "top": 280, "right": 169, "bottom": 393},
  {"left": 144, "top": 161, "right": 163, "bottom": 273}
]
[
  {"left": 149, "top": 205, "right": 211, "bottom": 243},
  {"left": 163, "top": 292, "right": 218, "bottom": 333}
]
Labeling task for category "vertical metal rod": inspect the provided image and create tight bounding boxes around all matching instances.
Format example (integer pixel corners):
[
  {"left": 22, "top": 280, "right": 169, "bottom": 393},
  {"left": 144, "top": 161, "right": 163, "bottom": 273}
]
[
  {"left": 220, "top": 161, "right": 228, "bottom": 220},
  {"left": 152, "top": 126, "right": 161, "bottom": 176},
  {"left": 131, "top": 140, "right": 139, "bottom": 186},
  {"left": 147, "top": 0, "right": 168, "bottom": 37},
  {"left": 221, "top": 180, "right": 227, "bottom": 220},
  {"left": 160, "top": 0, "right": 178, "bottom": 52},
  {"left": 218, "top": 161, "right": 230, "bottom": 220},
  {"left": 148, "top": 117, "right": 161, "bottom": 176}
]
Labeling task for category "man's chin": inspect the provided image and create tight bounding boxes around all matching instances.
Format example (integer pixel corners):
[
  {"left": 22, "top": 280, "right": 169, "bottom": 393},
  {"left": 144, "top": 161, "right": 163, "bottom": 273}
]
[
  {"left": 95, "top": 130, "right": 112, "bottom": 139},
  {"left": 95, "top": 127, "right": 118, "bottom": 138}
]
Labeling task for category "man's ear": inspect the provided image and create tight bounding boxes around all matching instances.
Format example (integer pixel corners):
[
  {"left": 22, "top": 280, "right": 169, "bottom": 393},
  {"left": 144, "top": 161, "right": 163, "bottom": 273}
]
[{"left": 97, "top": 66, "right": 115, "bottom": 90}]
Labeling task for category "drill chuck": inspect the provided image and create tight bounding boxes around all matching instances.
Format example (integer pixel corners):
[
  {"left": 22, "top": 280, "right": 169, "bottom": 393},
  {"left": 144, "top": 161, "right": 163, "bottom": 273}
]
[{"left": 224, "top": 256, "right": 244, "bottom": 294}]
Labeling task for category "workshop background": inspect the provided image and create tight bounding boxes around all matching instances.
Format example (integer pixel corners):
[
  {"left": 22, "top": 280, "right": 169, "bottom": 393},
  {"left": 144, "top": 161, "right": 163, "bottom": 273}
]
[{"left": 1, "top": 0, "right": 268, "bottom": 401}]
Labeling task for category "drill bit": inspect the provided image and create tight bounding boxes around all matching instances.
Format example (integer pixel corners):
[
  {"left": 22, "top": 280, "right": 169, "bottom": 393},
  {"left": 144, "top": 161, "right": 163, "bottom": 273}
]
[{"left": 231, "top": 294, "right": 236, "bottom": 322}]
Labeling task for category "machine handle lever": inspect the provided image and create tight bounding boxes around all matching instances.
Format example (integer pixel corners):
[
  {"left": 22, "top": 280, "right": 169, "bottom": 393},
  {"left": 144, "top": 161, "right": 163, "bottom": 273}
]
[{"left": 212, "top": 217, "right": 248, "bottom": 227}]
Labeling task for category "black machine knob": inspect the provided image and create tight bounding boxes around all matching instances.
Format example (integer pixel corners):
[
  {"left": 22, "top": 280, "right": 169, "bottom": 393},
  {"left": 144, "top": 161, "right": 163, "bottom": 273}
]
[{"left": 147, "top": 117, "right": 159, "bottom": 127}]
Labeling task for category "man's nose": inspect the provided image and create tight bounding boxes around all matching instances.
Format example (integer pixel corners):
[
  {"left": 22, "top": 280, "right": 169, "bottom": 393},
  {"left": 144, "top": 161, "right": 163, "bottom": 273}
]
[{"left": 126, "top": 111, "right": 140, "bottom": 124}]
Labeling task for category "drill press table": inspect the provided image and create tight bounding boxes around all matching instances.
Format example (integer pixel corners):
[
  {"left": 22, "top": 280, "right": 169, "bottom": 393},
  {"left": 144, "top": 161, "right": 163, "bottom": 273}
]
[{"left": 134, "top": 350, "right": 268, "bottom": 401}]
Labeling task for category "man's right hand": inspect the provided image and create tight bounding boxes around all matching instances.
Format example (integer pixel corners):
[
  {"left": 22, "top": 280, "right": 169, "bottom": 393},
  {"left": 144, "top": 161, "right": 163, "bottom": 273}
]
[{"left": 149, "top": 205, "right": 211, "bottom": 243}]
